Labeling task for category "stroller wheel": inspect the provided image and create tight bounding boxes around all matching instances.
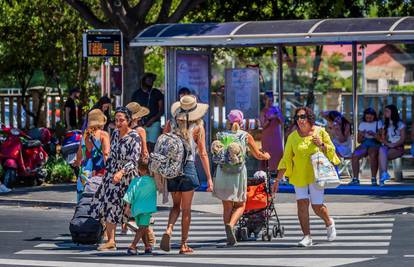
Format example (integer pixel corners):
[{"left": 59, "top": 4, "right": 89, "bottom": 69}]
[
  {"left": 235, "top": 227, "right": 242, "bottom": 242},
  {"left": 279, "top": 226, "right": 285, "bottom": 238},
  {"left": 272, "top": 225, "right": 279, "bottom": 238},
  {"left": 240, "top": 228, "right": 248, "bottom": 241}
]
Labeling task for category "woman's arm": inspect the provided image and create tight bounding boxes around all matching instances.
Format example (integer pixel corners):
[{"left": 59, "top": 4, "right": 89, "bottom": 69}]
[
  {"left": 137, "top": 127, "right": 149, "bottom": 159},
  {"left": 73, "top": 143, "right": 82, "bottom": 167},
  {"left": 247, "top": 134, "right": 270, "bottom": 160},
  {"left": 357, "top": 131, "right": 365, "bottom": 144},
  {"left": 100, "top": 131, "right": 110, "bottom": 162},
  {"left": 194, "top": 126, "right": 213, "bottom": 191},
  {"left": 386, "top": 127, "right": 406, "bottom": 148},
  {"left": 260, "top": 111, "right": 271, "bottom": 129}
]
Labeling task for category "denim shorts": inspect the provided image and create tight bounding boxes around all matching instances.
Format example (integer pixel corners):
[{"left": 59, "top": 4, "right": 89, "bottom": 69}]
[{"left": 167, "top": 161, "right": 199, "bottom": 192}]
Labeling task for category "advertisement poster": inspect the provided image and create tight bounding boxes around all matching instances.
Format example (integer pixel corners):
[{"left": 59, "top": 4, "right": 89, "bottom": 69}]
[
  {"left": 176, "top": 51, "right": 211, "bottom": 188},
  {"left": 176, "top": 52, "right": 210, "bottom": 104},
  {"left": 225, "top": 68, "right": 260, "bottom": 119}
]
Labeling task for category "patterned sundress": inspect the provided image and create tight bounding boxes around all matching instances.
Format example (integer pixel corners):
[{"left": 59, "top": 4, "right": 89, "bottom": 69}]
[{"left": 90, "top": 129, "right": 141, "bottom": 224}]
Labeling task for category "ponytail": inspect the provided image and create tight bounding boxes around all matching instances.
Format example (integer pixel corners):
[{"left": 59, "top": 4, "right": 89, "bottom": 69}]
[{"left": 231, "top": 122, "right": 240, "bottom": 132}]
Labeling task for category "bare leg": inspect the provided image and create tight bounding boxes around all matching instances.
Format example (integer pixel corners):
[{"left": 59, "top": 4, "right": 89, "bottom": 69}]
[
  {"left": 379, "top": 146, "right": 388, "bottom": 173},
  {"left": 229, "top": 201, "right": 246, "bottom": 227},
  {"left": 297, "top": 199, "right": 310, "bottom": 236},
  {"left": 368, "top": 147, "right": 379, "bottom": 178},
  {"left": 130, "top": 227, "right": 148, "bottom": 248},
  {"left": 311, "top": 204, "right": 331, "bottom": 226},
  {"left": 165, "top": 192, "right": 182, "bottom": 236},
  {"left": 180, "top": 190, "right": 195, "bottom": 252},
  {"left": 105, "top": 222, "right": 116, "bottom": 244},
  {"left": 222, "top": 201, "right": 233, "bottom": 225},
  {"left": 352, "top": 148, "right": 367, "bottom": 178}
]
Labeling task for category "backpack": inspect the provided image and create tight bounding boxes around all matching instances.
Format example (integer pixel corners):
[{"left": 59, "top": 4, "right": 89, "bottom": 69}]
[
  {"left": 211, "top": 131, "right": 247, "bottom": 173},
  {"left": 69, "top": 193, "right": 103, "bottom": 245},
  {"left": 149, "top": 133, "right": 188, "bottom": 179}
]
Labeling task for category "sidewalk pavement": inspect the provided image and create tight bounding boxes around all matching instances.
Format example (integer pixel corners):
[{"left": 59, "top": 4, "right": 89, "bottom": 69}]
[{"left": 0, "top": 183, "right": 413, "bottom": 216}]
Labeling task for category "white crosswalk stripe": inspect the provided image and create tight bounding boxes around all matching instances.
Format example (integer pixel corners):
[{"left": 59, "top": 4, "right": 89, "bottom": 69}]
[{"left": 4, "top": 213, "right": 395, "bottom": 267}]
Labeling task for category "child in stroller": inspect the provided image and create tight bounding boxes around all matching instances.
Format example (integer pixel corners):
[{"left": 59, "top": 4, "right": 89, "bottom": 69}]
[{"left": 235, "top": 168, "right": 285, "bottom": 242}]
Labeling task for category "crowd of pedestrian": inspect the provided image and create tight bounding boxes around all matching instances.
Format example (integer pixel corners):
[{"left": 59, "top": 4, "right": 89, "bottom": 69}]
[{"left": 64, "top": 71, "right": 412, "bottom": 254}]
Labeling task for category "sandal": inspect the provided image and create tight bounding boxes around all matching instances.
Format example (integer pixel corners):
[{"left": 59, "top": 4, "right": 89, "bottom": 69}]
[
  {"left": 127, "top": 246, "right": 138, "bottom": 255},
  {"left": 97, "top": 242, "right": 117, "bottom": 251},
  {"left": 160, "top": 233, "right": 171, "bottom": 252},
  {"left": 225, "top": 224, "right": 236, "bottom": 246},
  {"left": 179, "top": 244, "right": 194, "bottom": 254}
]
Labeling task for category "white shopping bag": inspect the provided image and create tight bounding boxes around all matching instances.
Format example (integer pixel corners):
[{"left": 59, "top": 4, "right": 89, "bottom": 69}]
[{"left": 311, "top": 152, "right": 340, "bottom": 189}]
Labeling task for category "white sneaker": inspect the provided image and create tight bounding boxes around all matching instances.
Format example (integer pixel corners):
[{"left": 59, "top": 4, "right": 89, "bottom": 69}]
[
  {"left": 0, "top": 184, "right": 11, "bottom": 193},
  {"left": 327, "top": 218, "right": 336, "bottom": 241},
  {"left": 298, "top": 235, "right": 313, "bottom": 247}
]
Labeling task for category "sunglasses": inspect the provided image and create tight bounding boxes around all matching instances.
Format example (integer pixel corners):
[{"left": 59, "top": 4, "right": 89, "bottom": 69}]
[{"left": 294, "top": 114, "right": 307, "bottom": 121}]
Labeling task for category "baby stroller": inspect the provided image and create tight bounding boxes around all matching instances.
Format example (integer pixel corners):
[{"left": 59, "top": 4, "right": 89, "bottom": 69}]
[{"left": 235, "top": 162, "right": 284, "bottom": 241}]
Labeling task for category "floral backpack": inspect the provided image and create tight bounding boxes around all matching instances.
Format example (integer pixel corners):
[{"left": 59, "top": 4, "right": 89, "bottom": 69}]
[
  {"left": 149, "top": 133, "right": 189, "bottom": 179},
  {"left": 211, "top": 131, "right": 247, "bottom": 173}
]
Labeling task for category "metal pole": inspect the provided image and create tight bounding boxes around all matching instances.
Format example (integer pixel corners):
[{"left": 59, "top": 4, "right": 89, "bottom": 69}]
[
  {"left": 277, "top": 45, "right": 284, "bottom": 145},
  {"left": 164, "top": 47, "right": 177, "bottom": 123},
  {"left": 361, "top": 44, "right": 366, "bottom": 94},
  {"left": 352, "top": 42, "right": 358, "bottom": 150},
  {"left": 272, "top": 49, "right": 277, "bottom": 106}
]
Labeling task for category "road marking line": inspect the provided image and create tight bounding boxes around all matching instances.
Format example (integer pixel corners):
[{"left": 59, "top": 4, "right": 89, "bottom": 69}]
[
  {"left": 34, "top": 241, "right": 391, "bottom": 249},
  {"left": 0, "top": 258, "right": 171, "bottom": 267},
  {"left": 0, "top": 230, "right": 22, "bottom": 233},
  {"left": 53, "top": 235, "right": 392, "bottom": 241},
  {"left": 15, "top": 248, "right": 388, "bottom": 256},
  {"left": 404, "top": 255, "right": 414, "bottom": 257},
  {"left": 79, "top": 256, "right": 375, "bottom": 267}
]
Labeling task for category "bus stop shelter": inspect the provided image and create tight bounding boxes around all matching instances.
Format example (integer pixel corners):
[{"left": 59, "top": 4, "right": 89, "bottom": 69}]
[
  {"left": 130, "top": 17, "right": 414, "bottom": 147},
  {"left": 130, "top": 17, "right": 414, "bottom": 193}
]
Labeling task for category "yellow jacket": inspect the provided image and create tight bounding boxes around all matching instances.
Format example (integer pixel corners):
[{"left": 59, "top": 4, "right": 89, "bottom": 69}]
[{"left": 278, "top": 127, "right": 340, "bottom": 187}]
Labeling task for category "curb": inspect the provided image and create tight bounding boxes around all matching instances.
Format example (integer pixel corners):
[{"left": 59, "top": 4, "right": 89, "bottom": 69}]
[
  {"left": 366, "top": 206, "right": 414, "bottom": 216},
  {"left": 0, "top": 198, "right": 170, "bottom": 211}
]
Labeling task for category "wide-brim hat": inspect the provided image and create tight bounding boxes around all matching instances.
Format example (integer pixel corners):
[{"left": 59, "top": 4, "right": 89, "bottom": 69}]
[
  {"left": 88, "top": 109, "right": 107, "bottom": 128},
  {"left": 171, "top": 95, "right": 209, "bottom": 121},
  {"left": 126, "top": 102, "right": 150, "bottom": 120}
]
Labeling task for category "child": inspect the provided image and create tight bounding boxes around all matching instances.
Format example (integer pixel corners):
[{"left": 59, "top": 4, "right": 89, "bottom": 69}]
[{"left": 123, "top": 161, "right": 157, "bottom": 255}]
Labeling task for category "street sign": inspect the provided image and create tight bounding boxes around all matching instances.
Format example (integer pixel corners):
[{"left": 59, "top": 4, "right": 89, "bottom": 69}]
[{"left": 82, "top": 30, "right": 123, "bottom": 57}]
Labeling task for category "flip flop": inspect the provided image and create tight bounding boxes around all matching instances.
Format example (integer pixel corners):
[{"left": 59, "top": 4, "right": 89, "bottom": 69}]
[
  {"left": 160, "top": 233, "right": 171, "bottom": 252},
  {"left": 127, "top": 247, "right": 138, "bottom": 255},
  {"left": 179, "top": 244, "right": 194, "bottom": 254}
]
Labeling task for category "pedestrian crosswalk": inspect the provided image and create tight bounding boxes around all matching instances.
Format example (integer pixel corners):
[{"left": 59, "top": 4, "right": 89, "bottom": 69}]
[{"left": 2, "top": 212, "right": 395, "bottom": 267}]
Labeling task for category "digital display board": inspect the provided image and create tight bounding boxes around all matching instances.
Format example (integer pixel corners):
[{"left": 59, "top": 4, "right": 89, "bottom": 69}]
[{"left": 83, "top": 31, "right": 123, "bottom": 57}]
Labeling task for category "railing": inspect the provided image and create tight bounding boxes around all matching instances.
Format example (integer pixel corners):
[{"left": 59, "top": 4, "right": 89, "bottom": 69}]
[
  {"left": 0, "top": 93, "right": 62, "bottom": 129},
  {"left": 211, "top": 91, "right": 413, "bottom": 140}
]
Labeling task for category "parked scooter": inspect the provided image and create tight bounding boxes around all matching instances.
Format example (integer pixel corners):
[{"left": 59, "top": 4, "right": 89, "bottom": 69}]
[
  {"left": 0, "top": 124, "right": 48, "bottom": 187},
  {"left": 61, "top": 130, "right": 82, "bottom": 165},
  {"left": 26, "top": 127, "right": 58, "bottom": 157}
]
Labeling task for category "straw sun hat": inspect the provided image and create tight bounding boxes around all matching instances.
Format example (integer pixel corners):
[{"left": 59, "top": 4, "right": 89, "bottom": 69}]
[
  {"left": 87, "top": 109, "right": 107, "bottom": 128},
  {"left": 171, "top": 95, "right": 209, "bottom": 121},
  {"left": 126, "top": 102, "right": 150, "bottom": 120}
]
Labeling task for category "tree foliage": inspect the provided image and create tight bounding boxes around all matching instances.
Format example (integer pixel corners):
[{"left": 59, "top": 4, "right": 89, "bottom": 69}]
[{"left": 0, "top": 0, "right": 89, "bottom": 127}]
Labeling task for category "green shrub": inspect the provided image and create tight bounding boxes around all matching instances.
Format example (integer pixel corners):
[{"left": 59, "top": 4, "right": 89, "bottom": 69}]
[{"left": 44, "top": 157, "right": 75, "bottom": 184}]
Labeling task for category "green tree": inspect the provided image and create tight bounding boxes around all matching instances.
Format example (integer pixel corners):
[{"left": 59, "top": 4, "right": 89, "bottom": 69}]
[
  {"left": 64, "top": 0, "right": 206, "bottom": 103},
  {"left": 0, "top": 0, "right": 90, "bottom": 127}
]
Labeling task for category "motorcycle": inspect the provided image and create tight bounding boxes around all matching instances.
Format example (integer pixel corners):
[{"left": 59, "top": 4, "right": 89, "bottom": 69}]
[
  {"left": 0, "top": 124, "right": 48, "bottom": 187},
  {"left": 61, "top": 130, "right": 82, "bottom": 165}
]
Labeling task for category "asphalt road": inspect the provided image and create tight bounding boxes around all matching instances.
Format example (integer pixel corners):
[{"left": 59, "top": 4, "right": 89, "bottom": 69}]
[{"left": 0, "top": 205, "right": 413, "bottom": 267}]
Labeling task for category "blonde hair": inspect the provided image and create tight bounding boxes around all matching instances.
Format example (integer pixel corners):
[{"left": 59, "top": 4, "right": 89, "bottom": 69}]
[
  {"left": 173, "top": 119, "right": 204, "bottom": 142},
  {"left": 85, "top": 126, "right": 102, "bottom": 138}
]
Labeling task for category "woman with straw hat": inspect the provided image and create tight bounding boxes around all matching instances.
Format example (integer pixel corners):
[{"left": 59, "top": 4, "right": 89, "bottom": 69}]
[
  {"left": 74, "top": 109, "right": 110, "bottom": 202},
  {"left": 160, "top": 95, "right": 213, "bottom": 254},
  {"left": 127, "top": 102, "right": 150, "bottom": 162}
]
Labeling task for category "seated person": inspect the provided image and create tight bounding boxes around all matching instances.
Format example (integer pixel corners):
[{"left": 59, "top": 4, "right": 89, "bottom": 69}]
[
  {"left": 321, "top": 110, "right": 352, "bottom": 158},
  {"left": 378, "top": 104, "right": 406, "bottom": 186},
  {"left": 350, "top": 108, "right": 383, "bottom": 186}
]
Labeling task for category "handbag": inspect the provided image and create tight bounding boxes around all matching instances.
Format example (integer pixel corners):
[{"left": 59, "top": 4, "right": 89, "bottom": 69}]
[{"left": 311, "top": 129, "right": 340, "bottom": 189}]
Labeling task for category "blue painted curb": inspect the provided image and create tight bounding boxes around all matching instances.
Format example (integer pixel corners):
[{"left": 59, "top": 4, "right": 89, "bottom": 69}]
[{"left": 277, "top": 184, "right": 414, "bottom": 196}]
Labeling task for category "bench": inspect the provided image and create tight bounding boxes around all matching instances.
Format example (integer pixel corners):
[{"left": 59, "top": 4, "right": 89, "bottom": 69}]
[{"left": 392, "top": 154, "right": 414, "bottom": 181}]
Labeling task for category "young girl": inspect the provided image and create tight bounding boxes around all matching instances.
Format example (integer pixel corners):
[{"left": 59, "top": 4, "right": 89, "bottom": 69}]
[
  {"left": 123, "top": 161, "right": 157, "bottom": 255},
  {"left": 350, "top": 108, "right": 383, "bottom": 186},
  {"left": 378, "top": 104, "right": 406, "bottom": 186}
]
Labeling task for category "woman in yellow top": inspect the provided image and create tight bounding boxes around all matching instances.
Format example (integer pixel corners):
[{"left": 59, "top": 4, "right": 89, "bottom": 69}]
[{"left": 273, "top": 107, "right": 340, "bottom": 247}]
